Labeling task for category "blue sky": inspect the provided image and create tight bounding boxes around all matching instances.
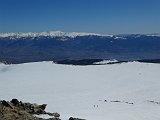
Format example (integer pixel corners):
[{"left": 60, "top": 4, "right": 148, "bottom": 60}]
[{"left": 0, "top": 0, "right": 160, "bottom": 34}]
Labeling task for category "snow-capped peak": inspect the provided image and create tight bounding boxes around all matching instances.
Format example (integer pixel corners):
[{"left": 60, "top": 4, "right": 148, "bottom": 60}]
[{"left": 0, "top": 31, "right": 113, "bottom": 39}]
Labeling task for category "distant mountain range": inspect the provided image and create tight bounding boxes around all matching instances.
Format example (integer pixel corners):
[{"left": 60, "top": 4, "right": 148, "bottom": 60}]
[{"left": 0, "top": 31, "right": 160, "bottom": 64}]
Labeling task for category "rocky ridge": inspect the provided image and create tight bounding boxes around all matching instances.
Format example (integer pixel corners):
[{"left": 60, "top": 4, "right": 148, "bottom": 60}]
[
  {"left": 0, "top": 99, "right": 85, "bottom": 120},
  {"left": 0, "top": 99, "right": 60, "bottom": 120}
]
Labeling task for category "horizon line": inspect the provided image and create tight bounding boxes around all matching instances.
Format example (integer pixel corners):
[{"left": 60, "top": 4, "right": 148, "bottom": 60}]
[{"left": 0, "top": 30, "right": 160, "bottom": 35}]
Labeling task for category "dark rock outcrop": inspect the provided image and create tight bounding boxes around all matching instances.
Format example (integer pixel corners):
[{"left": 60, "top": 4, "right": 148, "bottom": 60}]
[{"left": 10, "top": 99, "right": 19, "bottom": 106}]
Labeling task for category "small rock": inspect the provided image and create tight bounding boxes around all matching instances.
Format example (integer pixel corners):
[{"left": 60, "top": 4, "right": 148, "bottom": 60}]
[
  {"left": 39, "top": 104, "right": 47, "bottom": 111},
  {"left": 69, "top": 117, "right": 85, "bottom": 120},
  {"left": 69, "top": 117, "right": 74, "bottom": 120},
  {"left": 47, "top": 112, "right": 60, "bottom": 118},
  {"left": 11, "top": 99, "right": 19, "bottom": 106},
  {"left": 110, "top": 100, "right": 121, "bottom": 102},
  {"left": 129, "top": 103, "right": 134, "bottom": 104}
]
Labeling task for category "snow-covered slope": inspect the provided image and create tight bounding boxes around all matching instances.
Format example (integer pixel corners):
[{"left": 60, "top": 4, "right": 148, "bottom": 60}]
[{"left": 0, "top": 62, "right": 160, "bottom": 120}]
